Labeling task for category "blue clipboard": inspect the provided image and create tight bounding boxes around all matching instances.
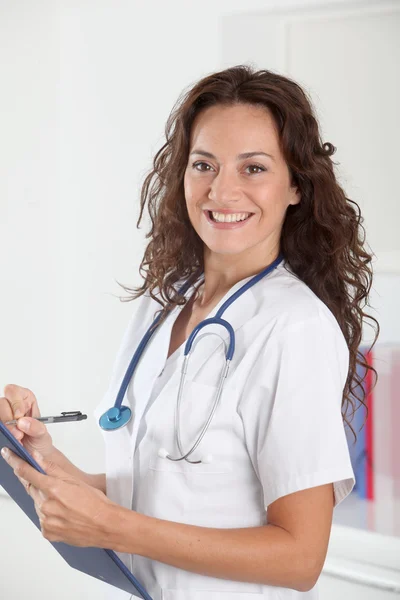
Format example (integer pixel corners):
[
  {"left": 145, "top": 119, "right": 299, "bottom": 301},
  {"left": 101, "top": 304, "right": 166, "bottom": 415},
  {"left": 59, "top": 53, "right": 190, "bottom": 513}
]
[{"left": 0, "top": 421, "right": 153, "bottom": 600}]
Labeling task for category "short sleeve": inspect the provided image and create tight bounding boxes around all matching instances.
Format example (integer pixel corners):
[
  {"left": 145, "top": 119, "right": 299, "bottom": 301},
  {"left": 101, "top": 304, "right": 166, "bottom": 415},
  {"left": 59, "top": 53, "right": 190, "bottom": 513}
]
[{"left": 239, "top": 312, "right": 355, "bottom": 509}]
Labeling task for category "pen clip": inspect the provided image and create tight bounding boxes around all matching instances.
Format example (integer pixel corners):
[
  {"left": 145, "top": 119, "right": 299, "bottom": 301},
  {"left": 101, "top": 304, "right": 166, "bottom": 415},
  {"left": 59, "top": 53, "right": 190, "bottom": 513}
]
[{"left": 60, "top": 411, "right": 82, "bottom": 417}]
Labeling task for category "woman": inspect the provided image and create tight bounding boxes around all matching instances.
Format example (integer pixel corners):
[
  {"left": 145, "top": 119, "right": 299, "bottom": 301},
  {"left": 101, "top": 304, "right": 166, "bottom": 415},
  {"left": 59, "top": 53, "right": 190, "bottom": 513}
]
[{"left": 1, "top": 65, "right": 379, "bottom": 600}]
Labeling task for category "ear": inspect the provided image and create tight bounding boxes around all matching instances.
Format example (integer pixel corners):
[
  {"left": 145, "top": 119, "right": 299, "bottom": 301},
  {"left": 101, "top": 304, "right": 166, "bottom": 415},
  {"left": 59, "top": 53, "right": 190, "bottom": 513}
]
[{"left": 289, "top": 186, "right": 301, "bottom": 206}]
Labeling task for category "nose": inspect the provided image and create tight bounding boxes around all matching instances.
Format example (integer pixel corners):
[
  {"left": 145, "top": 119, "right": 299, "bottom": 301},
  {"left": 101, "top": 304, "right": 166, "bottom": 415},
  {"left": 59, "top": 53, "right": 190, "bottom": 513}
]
[{"left": 208, "top": 166, "right": 244, "bottom": 205}]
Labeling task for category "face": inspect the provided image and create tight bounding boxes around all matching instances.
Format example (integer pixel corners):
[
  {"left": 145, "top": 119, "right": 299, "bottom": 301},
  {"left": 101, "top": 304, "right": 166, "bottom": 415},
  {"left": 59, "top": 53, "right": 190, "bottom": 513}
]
[{"left": 183, "top": 103, "right": 300, "bottom": 266}]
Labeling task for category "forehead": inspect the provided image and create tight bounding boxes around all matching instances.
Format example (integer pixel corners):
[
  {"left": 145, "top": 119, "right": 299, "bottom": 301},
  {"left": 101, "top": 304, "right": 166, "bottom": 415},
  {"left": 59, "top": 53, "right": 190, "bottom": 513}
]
[{"left": 189, "top": 103, "right": 279, "bottom": 151}]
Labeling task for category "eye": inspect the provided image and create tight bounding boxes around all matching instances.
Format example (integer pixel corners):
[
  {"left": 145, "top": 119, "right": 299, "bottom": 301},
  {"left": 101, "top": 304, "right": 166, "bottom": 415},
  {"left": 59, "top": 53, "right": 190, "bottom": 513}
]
[
  {"left": 192, "top": 161, "right": 213, "bottom": 172},
  {"left": 245, "top": 163, "right": 267, "bottom": 174},
  {"left": 191, "top": 161, "right": 267, "bottom": 174}
]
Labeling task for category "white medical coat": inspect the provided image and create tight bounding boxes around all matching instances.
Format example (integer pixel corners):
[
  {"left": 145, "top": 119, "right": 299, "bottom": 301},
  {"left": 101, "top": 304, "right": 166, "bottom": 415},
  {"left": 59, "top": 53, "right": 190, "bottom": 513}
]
[{"left": 94, "top": 260, "right": 355, "bottom": 600}]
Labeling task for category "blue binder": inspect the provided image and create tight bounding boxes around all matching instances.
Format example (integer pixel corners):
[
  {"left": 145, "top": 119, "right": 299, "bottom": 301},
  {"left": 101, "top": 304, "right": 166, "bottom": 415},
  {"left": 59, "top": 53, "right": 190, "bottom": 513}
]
[
  {"left": 346, "top": 348, "right": 368, "bottom": 499},
  {"left": 0, "top": 421, "right": 152, "bottom": 600}
]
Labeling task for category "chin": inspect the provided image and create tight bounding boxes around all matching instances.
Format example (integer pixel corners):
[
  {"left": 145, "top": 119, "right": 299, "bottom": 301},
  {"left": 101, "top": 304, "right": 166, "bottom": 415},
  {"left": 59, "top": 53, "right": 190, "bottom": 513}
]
[{"left": 203, "top": 241, "right": 250, "bottom": 256}]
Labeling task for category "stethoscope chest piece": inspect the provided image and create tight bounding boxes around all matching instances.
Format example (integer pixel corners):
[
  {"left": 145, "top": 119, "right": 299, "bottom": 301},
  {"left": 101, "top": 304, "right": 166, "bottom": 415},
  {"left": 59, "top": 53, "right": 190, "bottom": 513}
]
[{"left": 99, "top": 405, "right": 132, "bottom": 431}]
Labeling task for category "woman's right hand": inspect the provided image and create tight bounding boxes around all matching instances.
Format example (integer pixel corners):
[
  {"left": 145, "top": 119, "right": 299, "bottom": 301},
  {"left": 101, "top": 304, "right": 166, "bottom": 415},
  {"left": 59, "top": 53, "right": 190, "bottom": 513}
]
[{"left": 0, "top": 384, "right": 55, "bottom": 458}]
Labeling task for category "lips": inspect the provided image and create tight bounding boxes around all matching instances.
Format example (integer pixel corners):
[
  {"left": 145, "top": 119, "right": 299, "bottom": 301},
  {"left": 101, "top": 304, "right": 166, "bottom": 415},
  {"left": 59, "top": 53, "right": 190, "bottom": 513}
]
[
  {"left": 203, "top": 210, "right": 255, "bottom": 229},
  {"left": 207, "top": 210, "right": 252, "bottom": 223}
]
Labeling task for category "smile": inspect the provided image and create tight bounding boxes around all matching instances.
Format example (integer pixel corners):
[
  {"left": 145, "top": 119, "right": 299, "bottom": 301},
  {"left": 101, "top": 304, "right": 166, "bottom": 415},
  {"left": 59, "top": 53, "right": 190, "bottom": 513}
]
[{"left": 203, "top": 210, "right": 255, "bottom": 229}]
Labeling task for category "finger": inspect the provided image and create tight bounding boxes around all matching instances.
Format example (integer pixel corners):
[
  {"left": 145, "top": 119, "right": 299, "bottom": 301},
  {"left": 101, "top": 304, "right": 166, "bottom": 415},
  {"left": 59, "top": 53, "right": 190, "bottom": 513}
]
[
  {"left": 15, "top": 474, "right": 41, "bottom": 503},
  {"left": 0, "top": 397, "right": 12, "bottom": 423},
  {"left": 18, "top": 476, "right": 32, "bottom": 494},
  {"left": 2, "top": 384, "right": 41, "bottom": 420},
  {"left": 7, "top": 426, "right": 24, "bottom": 441},
  {"left": 2, "top": 384, "right": 30, "bottom": 419},
  {"left": 1, "top": 448, "right": 50, "bottom": 491},
  {"left": 0, "top": 399, "right": 24, "bottom": 440},
  {"left": 21, "top": 478, "right": 45, "bottom": 505},
  {"left": 17, "top": 478, "right": 45, "bottom": 516},
  {"left": 36, "top": 505, "right": 45, "bottom": 524}
]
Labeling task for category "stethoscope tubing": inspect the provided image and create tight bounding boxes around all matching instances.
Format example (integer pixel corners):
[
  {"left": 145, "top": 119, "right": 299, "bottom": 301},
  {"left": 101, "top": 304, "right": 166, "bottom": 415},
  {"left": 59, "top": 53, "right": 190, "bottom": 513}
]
[
  {"left": 113, "top": 275, "right": 196, "bottom": 412},
  {"left": 169, "top": 255, "right": 284, "bottom": 462},
  {"left": 173, "top": 354, "right": 230, "bottom": 463},
  {"left": 100, "top": 254, "right": 284, "bottom": 446}
]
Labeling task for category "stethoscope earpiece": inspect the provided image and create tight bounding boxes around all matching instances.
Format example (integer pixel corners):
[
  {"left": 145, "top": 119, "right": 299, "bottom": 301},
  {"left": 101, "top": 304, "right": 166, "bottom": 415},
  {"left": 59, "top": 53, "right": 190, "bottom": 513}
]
[{"left": 201, "top": 454, "right": 213, "bottom": 464}]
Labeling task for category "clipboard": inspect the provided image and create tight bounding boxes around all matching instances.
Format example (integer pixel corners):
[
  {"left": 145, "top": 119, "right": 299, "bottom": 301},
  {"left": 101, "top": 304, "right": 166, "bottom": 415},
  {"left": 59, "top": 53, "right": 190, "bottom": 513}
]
[{"left": 0, "top": 421, "right": 153, "bottom": 600}]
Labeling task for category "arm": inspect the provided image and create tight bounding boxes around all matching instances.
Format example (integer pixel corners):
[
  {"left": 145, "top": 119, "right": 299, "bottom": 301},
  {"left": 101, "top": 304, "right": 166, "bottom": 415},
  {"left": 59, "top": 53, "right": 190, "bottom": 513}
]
[
  {"left": 48, "top": 446, "right": 106, "bottom": 494},
  {"left": 104, "top": 482, "right": 334, "bottom": 592}
]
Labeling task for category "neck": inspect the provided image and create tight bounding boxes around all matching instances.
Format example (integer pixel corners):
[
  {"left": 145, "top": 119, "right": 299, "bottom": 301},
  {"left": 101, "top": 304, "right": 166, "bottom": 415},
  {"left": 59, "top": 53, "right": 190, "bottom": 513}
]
[{"left": 196, "top": 245, "right": 281, "bottom": 308}]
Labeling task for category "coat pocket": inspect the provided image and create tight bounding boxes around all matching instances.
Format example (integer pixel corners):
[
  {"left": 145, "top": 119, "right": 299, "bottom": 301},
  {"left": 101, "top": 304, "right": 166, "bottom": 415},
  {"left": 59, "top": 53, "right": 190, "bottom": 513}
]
[{"left": 148, "top": 379, "right": 233, "bottom": 474}]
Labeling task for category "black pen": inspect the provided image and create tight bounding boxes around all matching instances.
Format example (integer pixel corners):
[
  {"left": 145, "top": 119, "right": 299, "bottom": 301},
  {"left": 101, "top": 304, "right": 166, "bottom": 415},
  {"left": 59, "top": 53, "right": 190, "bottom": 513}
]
[{"left": 5, "top": 411, "right": 87, "bottom": 425}]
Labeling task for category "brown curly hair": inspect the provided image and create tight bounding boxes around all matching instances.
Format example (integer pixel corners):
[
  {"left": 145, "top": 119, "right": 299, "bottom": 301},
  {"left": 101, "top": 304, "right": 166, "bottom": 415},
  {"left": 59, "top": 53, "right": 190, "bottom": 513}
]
[{"left": 116, "top": 64, "right": 380, "bottom": 443}]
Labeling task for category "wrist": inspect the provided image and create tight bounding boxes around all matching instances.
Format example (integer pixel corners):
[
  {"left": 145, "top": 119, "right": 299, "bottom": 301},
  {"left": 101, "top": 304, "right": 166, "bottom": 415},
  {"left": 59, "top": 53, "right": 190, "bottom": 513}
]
[
  {"left": 85, "top": 472, "right": 106, "bottom": 493},
  {"left": 104, "top": 503, "right": 143, "bottom": 555}
]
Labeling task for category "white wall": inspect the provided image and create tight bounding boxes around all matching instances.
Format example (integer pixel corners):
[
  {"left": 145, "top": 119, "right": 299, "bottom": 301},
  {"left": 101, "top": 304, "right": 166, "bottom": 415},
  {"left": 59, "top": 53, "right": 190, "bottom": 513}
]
[{"left": 0, "top": 1, "right": 398, "bottom": 599}]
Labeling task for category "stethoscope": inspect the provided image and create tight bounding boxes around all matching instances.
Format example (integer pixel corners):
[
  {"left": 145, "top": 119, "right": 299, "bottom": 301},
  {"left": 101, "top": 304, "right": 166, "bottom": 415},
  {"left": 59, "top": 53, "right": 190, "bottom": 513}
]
[{"left": 99, "top": 253, "right": 284, "bottom": 464}]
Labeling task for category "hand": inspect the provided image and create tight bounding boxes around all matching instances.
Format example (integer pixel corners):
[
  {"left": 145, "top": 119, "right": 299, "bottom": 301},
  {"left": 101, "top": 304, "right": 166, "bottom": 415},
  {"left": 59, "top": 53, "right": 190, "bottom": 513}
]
[
  {"left": 1, "top": 447, "right": 115, "bottom": 548},
  {"left": 0, "top": 384, "right": 54, "bottom": 458}
]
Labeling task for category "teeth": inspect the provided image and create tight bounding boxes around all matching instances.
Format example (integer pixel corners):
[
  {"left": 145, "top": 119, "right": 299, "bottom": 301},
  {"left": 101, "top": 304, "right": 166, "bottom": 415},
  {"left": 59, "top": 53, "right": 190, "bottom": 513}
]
[{"left": 211, "top": 212, "right": 251, "bottom": 223}]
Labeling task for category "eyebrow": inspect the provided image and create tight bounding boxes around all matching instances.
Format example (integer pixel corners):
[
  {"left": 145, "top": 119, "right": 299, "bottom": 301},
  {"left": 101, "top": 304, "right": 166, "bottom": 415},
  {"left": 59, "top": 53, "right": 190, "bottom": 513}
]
[{"left": 189, "top": 149, "right": 276, "bottom": 162}]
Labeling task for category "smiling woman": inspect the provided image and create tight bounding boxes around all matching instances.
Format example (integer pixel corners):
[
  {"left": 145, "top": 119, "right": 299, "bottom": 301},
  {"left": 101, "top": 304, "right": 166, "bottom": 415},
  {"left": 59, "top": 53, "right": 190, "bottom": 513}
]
[
  {"left": 101, "top": 64, "right": 379, "bottom": 600},
  {"left": 120, "top": 66, "right": 378, "bottom": 442},
  {"left": 1, "top": 64, "right": 380, "bottom": 600}
]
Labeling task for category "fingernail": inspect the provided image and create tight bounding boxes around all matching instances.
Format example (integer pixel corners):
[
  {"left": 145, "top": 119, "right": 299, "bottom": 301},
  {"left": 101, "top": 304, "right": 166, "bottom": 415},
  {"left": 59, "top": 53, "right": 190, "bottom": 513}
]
[
  {"left": 1, "top": 447, "right": 9, "bottom": 458},
  {"left": 18, "top": 418, "right": 30, "bottom": 430},
  {"left": 14, "top": 409, "right": 23, "bottom": 419}
]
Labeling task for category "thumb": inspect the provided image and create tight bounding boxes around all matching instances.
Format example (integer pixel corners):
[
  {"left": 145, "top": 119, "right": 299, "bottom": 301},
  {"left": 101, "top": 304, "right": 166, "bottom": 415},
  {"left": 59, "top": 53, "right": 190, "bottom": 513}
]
[{"left": 17, "top": 416, "right": 48, "bottom": 438}]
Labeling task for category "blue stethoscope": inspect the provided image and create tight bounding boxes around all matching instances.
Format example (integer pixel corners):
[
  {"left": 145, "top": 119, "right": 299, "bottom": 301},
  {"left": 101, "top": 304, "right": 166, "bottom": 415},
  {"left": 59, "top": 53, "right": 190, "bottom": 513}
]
[{"left": 99, "top": 253, "right": 284, "bottom": 464}]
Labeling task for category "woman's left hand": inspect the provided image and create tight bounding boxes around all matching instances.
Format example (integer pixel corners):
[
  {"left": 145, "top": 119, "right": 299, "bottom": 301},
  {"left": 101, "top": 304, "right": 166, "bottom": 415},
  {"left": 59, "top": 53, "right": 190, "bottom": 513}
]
[{"left": 1, "top": 446, "right": 115, "bottom": 548}]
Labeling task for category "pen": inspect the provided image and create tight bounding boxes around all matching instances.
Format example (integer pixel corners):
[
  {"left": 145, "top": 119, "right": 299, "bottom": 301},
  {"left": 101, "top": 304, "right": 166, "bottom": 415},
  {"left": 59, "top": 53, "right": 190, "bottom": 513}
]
[{"left": 5, "top": 411, "right": 88, "bottom": 425}]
